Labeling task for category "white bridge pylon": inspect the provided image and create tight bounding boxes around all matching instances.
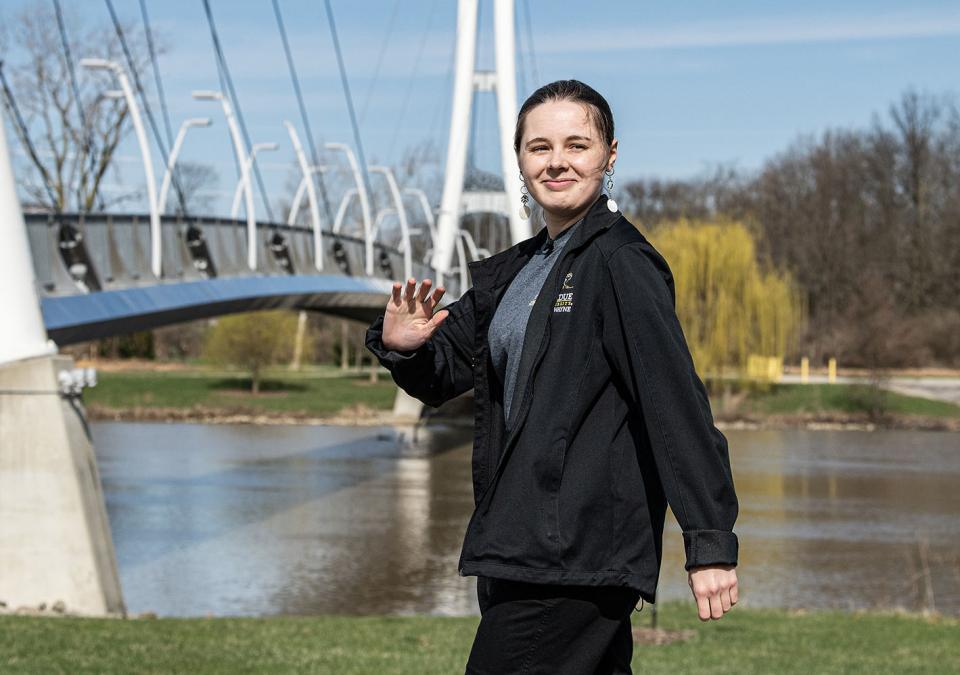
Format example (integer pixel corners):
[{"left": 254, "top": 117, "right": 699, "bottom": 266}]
[{"left": 432, "top": 0, "right": 527, "bottom": 277}]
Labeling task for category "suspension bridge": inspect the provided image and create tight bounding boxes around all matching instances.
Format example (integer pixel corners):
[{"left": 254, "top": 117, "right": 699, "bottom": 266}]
[{"left": 0, "top": 0, "right": 539, "bottom": 617}]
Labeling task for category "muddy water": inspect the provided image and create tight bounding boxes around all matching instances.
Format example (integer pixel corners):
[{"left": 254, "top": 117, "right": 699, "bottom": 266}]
[{"left": 92, "top": 423, "right": 960, "bottom": 617}]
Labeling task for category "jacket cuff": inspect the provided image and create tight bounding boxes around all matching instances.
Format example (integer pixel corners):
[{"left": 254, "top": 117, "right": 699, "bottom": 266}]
[
  {"left": 365, "top": 314, "right": 429, "bottom": 367},
  {"left": 682, "top": 530, "right": 739, "bottom": 571}
]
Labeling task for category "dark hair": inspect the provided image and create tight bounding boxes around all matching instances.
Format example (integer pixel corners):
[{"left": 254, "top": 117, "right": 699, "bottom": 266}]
[{"left": 513, "top": 79, "right": 615, "bottom": 153}]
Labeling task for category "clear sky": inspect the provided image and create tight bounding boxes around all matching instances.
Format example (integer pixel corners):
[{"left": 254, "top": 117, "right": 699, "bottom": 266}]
[{"left": 3, "top": 0, "right": 959, "bottom": 215}]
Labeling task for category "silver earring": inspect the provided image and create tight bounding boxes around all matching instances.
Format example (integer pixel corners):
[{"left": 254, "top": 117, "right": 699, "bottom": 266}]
[
  {"left": 519, "top": 172, "right": 531, "bottom": 220},
  {"left": 605, "top": 168, "right": 618, "bottom": 213}
]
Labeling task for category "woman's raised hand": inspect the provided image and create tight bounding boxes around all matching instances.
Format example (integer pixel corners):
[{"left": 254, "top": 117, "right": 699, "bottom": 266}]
[{"left": 381, "top": 278, "right": 450, "bottom": 352}]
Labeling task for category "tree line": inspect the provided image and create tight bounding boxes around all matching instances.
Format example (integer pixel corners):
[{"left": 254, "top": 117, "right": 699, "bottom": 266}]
[{"left": 621, "top": 89, "right": 960, "bottom": 368}]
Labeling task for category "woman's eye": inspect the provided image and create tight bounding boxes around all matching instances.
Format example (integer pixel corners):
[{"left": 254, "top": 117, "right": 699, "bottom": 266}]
[
  {"left": 531, "top": 146, "right": 548, "bottom": 152},
  {"left": 570, "top": 144, "right": 587, "bottom": 150}
]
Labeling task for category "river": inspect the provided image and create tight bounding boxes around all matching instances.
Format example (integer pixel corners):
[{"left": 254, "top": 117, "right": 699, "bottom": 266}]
[{"left": 91, "top": 422, "right": 960, "bottom": 617}]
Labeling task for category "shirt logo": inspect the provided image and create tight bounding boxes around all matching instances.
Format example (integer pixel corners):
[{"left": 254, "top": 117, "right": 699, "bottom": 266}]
[
  {"left": 562, "top": 272, "right": 574, "bottom": 289},
  {"left": 554, "top": 291, "right": 573, "bottom": 313}
]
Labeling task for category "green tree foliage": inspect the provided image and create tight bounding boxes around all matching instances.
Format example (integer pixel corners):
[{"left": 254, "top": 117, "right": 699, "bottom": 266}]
[
  {"left": 202, "top": 311, "right": 299, "bottom": 394},
  {"left": 646, "top": 219, "right": 804, "bottom": 377}
]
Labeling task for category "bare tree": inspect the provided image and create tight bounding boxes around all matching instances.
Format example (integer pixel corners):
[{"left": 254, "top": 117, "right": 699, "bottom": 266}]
[
  {"left": 168, "top": 161, "right": 218, "bottom": 214},
  {"left": 0, "top": 4, "right": 156, "bottom": 212}
]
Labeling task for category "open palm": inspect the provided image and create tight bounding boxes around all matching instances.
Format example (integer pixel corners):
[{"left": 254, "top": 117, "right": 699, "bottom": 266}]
[{"left": 381, "top": 277, "right": 450, "bottom": 352}]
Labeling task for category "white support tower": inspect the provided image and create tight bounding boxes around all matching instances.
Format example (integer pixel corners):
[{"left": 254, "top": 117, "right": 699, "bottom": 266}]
[{"left": 432, "top": 0, "right": 526, "bottom": 277}]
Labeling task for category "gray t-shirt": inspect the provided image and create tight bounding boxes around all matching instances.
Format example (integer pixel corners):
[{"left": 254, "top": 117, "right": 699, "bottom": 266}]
[{"left": 487, "top": 218, "right": 583, "bottom": 424}]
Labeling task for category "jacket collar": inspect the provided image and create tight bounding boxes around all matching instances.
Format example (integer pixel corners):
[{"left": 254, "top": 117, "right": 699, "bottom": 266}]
[{"left": 467, "top": 193, "right": 621, "bottom": 291}]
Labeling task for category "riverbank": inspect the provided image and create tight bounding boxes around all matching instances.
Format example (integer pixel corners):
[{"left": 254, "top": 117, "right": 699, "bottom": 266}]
[
  {"left": 1, "top": 602, "right": 956, "bottom": 673},
  {"left": 79, "top": 363, "right": 960, "bottom": 431}
]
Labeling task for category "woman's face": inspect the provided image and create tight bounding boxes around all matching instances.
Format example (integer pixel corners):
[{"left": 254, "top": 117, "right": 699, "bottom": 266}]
[{"left": 517, "top": 99, "right": 617, "bottom": 221}]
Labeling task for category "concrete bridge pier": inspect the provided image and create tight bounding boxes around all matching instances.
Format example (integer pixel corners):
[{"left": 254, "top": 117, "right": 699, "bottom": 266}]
[
  {"left": 0, "top": 355, "right": 126, "bottom": 616},
  {"left": 0, "top": 110, "right": 124, "bottom": 616}
]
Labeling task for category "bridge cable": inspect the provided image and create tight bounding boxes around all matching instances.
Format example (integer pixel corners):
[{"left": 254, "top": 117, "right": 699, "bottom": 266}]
[
  {"left": 387, "top": 0, "right": 439, "bottom": 161},
  {"left": 514, "top": 9, "right": 528, "bottom": 96},
  {"left": 138, "top": 1, "right": 174, "bottom": 152},
  {"left": 103, "top": 0, "right": 189, "bottom": 216},
  {"left": 138, "top": 0, "right": 187, "bottom": 216},
  {"left": 270, "top": 0, "right": 335, "bottom": 227},
  {"left": 358, "top": 0, "right": 400, "bottom": 125},
  {"left": 53, "top": 0, "right": 98, "bottom": 211},
  {"left": 321, "top": 0, "right": 377, "bottom": 213},
  {"left": 200, "top": 0, "right": 276, "bottom": 222},
  {"left": 0, "top": 61, "right": 61, "bottom": 208},
  {"left": 520, "top": 0, "right": 539, "bottom": 87}
]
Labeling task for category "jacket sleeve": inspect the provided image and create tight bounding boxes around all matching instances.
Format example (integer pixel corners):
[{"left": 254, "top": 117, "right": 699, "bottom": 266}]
[
  {"left": 364, "top": 287, "right": 478, "bottom": 408},
  {"left": 603, "top": 240, "right": 740, "bottom": 571}
]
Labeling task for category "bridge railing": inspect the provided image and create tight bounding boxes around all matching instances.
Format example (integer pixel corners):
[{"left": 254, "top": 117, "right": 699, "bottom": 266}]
[{"left": 23, "top": 212, "right": 461, "bottom": 299}]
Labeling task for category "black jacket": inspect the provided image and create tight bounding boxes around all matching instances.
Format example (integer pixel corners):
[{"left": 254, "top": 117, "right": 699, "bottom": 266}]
[{"left": 365, "top": 194, "right": 739, "bottom": 603}]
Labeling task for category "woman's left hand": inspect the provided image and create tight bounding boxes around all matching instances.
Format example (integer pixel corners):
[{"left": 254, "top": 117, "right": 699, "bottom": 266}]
[{"left": 687, "top": 565, "right": 738, "bottom": 620}]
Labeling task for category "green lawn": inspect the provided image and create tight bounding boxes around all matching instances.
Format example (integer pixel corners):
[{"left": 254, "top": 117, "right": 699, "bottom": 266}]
[
  {"left": 744, "top": 383, "right": 960, "bottom": 419},
  {"left": 0, "top": 603, "right": 956, "bottom": 674},
  {"left": 83, "top": 367, "right": 397, "bottom": 417},
  {"left": 85, "top": 369, "right": 960, "bottom": 423}
]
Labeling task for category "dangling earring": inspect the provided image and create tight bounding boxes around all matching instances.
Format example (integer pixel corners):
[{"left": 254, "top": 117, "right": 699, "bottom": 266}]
[
  {"left": 519, "top": 171, "right": 531, "bottom": 220},
  {"left": 605, "top": 167, "right": 618, "bottom": 213}
]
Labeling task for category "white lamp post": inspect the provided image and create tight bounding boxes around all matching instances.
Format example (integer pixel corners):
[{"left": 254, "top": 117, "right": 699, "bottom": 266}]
[
  {"left": 230, "top": 142, "right": 277, "bottom": 219},
  {"left": 332, "top": 188, "right": 358, "bottom": 234},
  {"left": 192, "top": 90, "right": 258, "bottom": 271},
  {"left": 158, "top": 117, "right": 211, "bottom": 215},
  {"left": 403, "top": 187, "right": 442, "bottom": 279},
  {"left": 81, "top": 57, "right": 162, "bottom": 278},
  {"left": 287, "top": 166, "right": 327, "bottom": 226},
  {"left": 370, "top": 166, "right": 412, "bottom": 281},
  {"left": 325, "top": 142, "right": 373, "bottom": 276},
  {"left": 285, "top": 122, "right": 323, "bottom": 271}
]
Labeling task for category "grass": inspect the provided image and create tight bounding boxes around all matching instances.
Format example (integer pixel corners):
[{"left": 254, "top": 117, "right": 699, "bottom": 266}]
[
  {"left": 83, "top": 367, "right": 397, "bottom": 417},
  {"left": 0, "top": 603, "right": 957, "bottom": 674},
  {"left": 743, "top": 383, "right": 960, "bottom": 419},
  {"left": 82, "top": 365, "right": 960, "bottom": 424}
]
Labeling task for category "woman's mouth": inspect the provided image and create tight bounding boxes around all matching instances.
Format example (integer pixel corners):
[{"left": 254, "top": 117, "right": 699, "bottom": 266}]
[{"left": 543, "top": 179, "right": 575, "bottom": 190}]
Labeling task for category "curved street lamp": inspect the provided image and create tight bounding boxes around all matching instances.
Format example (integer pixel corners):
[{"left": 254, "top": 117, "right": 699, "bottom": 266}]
[
  {"left": 158, "top": 117, "right": 211, "bottom": 215},
  {"left": 192, "top": 90, "right": 258, "bottom": 271},
  {"left": 369, "top": 166, "right": 412, "bottom": 281},
  {"left": 81, "top": 57, "right": 161, "bottom": 278},
  {"left": 230, "top": 142, "right": 277, "bottom": 219},
  {"left": 325, "top": 143, "right": 373, "bottom": 276},
  {"left": 285, "top": 122, "right": 323, "bottom": 271}
]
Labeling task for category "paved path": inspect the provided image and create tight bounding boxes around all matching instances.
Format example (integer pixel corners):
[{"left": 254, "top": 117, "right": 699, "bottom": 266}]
[{"left": 779, "top": 374, "right": 960, "bottom": 405}]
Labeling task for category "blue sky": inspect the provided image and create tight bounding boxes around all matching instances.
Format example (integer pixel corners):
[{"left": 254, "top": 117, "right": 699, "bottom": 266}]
[{"left": 2, "top": 0, "right": 959, "bottom": 216}]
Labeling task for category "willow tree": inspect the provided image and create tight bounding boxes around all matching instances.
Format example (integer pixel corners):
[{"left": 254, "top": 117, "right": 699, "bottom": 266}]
[{"left": 646, "top": 219, "right": 804, "bottom": 378}]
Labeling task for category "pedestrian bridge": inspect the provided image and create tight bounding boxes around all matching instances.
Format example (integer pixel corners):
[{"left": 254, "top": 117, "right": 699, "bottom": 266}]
[{"left": 25, "top": 212, "right": 465, "bottom": 346}]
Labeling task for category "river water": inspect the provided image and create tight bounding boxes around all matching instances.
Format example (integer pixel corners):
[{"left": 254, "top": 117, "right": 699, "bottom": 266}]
[{"left": 91, "top": 422, "right": 960, "bottom": 617}]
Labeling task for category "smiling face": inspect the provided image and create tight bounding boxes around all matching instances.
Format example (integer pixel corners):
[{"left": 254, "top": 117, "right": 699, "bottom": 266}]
[{"left": 517, "top": 99, "right": 617, "bottom": 227}]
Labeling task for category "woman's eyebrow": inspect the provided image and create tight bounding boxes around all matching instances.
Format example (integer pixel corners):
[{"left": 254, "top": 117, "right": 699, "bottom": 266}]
[{"left": 525, "top": 135, "right": 592, "bottom": 147}]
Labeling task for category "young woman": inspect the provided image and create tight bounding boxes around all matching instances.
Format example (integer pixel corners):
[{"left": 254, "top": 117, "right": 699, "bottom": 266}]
[{"left": 366, "top": 80, "right": 740, "bottom": 674}]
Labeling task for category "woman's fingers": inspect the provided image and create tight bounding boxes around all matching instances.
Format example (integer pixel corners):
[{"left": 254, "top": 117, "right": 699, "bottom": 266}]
[{"left": 416, "top": 278, "right": 433, "bottom": 303}]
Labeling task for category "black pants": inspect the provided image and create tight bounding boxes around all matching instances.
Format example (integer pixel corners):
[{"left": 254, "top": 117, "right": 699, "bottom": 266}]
[{"left": 465, "top": 577, "right": 641, "bottom": 675}]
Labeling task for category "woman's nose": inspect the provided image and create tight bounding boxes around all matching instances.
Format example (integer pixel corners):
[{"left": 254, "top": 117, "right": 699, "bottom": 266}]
[{"left": 548, "top": 149, "right": 568, "bottom": 169}]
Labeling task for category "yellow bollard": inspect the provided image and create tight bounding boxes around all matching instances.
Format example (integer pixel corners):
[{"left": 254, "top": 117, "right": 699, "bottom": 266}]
[
  {"left": 828, "top": 357, "right": 837, "bottom": 383},
  {"left": 800, "top": 357, "right": 809, "bottom": 383}
]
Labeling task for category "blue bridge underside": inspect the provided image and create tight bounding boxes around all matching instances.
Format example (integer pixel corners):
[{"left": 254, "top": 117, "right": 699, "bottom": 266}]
[{"left": 42, "top": 274, "right": 399, "bottom": 345}]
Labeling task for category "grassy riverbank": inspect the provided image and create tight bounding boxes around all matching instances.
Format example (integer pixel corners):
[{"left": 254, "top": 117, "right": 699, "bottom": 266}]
[
  {"left": 83, "top": 365, "right": 398, "bottom": 423},
  {"left": 79, "top": 363, "right": 960, "bottom": 429},
  {"left": 1, "top": 602, "right": 956, "bottom": 674}
]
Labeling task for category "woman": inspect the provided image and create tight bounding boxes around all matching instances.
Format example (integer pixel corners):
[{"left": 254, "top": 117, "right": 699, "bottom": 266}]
[{"left": 366, "top": 80, "right": 739, "bottom": 674}]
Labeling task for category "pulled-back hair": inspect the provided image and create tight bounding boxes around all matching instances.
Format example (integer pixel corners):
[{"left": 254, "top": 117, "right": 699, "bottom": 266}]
[{"left": 513, "top": 79, "right": 615, "bottom": 153}]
